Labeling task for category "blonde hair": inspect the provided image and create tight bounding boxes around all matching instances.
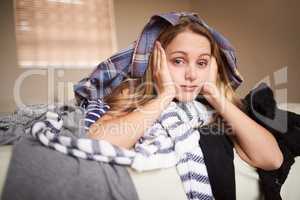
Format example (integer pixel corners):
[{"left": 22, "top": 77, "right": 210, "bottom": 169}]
[{"left": 104, "top": 16, "right": 244, "bottom": 118}]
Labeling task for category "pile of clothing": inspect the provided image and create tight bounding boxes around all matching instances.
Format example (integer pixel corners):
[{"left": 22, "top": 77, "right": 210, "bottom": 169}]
[
  {"left": 1, "top": 11, "right": 299, "bottom": 200},
  {"left": 30, "top": 98, "right": 216, "bottom": 199}
]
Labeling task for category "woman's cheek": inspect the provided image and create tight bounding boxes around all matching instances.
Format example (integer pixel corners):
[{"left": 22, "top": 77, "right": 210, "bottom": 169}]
[
  {"left": 167, "top": 64, "right": 177, "bottom": 78},
  {"left": 168, "top": 65, "right": 183, "bottom": 84},
  {"left": 197, "top": 68, "right": 209, "bottom": 84}
]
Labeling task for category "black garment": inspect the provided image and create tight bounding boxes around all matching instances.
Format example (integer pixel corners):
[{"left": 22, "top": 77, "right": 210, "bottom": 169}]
[
  {"left": 243, "top": 82, "right": 300, "bottom": 200},
  {"left": 199, "top": 119, "right": 236, "bottom": 200},
  {"left": 197, "top": 82, "right": 300, "bottom": 200}
]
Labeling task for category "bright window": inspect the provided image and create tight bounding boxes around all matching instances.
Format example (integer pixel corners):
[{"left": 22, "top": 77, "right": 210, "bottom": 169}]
[{"left": 14, "top": 0, "right": 117, "bottom": 68}]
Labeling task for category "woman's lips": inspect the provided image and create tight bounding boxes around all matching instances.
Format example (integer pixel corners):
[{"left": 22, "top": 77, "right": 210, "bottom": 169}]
[{"left": 180, "top": 85, "right": 198, "bottom": 92}]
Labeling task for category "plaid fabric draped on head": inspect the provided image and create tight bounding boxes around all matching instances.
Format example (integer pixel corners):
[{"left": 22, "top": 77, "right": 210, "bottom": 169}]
[{"left": 73, "top": 11, "right": 244, "bottom": 106}]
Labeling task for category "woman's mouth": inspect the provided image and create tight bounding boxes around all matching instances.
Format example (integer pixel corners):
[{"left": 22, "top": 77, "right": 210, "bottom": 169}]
[{"left": 180, "top": 85, "right": 198, "bottom": 92}]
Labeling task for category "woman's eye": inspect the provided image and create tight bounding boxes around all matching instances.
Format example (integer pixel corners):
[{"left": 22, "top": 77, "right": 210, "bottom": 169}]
[
  {"left": 197, "top": 60, "right": 208, "bottom": 67},
  {"left": 172, "top": 58, "right": 184, "bottom": 65}
]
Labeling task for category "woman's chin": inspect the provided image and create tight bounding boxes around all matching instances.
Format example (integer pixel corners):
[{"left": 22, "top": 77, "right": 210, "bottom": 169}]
[{"left": 175, "top": 93, "right": 197, "bottom": 102}]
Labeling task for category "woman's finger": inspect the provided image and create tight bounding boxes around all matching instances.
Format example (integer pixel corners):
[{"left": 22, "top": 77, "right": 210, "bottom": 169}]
[
  {"left": 159, "top": 42, "right": 167, "bottom": 70},
  {"left": 152, "top": 43, "right": 157, "bottom": 76},
  {"left": 156, "top": 42, "right": 161, "bottom": 74}
]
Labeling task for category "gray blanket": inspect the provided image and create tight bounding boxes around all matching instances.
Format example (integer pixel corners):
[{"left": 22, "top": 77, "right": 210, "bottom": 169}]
[{"left": 0, "top": 104, "right": 139, "bottom": 200}]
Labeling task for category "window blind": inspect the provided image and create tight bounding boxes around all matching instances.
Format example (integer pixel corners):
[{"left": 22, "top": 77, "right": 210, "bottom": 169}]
[{"left": 14, "top": 0, "right": 117, "bottom": 68}]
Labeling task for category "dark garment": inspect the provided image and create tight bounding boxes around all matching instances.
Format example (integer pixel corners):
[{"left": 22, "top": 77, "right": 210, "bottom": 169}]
[
  {"left": 243, "top": 82, "right": 299, "bottom": 200},
  {"left": 1, "top": 136, "right": 139, "bottom": 200},
  {"left": 198, "top": 121, "right": 236, "bottom": 200},
  {"left": 197, "top": 82, "right": 300, "bottom": 200}
]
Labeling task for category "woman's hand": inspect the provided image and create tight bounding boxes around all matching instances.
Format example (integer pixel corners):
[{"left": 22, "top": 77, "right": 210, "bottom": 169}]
[
  {"left": 152, "top": 41, "right": 176, "bottom": 100},
  {"left": 200, "top": 56, "right": 219, "bottom": 98},
  {"left": 200, "top": 56, "right": 228, "bottom": 114},
  {"left": 199, "top": 57, "right": 283, "bottom": 171}
]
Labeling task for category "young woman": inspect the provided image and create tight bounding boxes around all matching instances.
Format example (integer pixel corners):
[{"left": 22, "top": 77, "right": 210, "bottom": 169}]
[{"left": 86, "top": 15, "right": 283, "bottom": 172}]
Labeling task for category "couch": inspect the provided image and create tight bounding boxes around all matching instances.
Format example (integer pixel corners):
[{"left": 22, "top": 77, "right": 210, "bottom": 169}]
[{"left": 1, "top": 103, "right": 300, "bottom": 200}]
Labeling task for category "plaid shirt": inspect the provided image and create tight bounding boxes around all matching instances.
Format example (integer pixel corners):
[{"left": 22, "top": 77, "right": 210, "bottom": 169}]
[{"left": 73, "top": 11, "right": 244, "bottom": 106}]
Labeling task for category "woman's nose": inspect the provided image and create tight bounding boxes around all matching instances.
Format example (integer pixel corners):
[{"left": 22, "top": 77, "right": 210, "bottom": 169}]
[{"left": 184, "top": 65, "right": 197, "bottom": 81}]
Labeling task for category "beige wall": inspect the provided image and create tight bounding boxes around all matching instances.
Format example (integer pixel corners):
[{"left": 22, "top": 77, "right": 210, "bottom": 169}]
[
  {"left": 0, "top": 0, "right": 299, "bottom": 113},
  {"left": 190, "top": 0, "right": 300, "bottom": 103}
]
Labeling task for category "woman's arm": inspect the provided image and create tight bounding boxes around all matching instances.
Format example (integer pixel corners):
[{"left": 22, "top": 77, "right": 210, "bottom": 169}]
[
  {"left": 87, "top": 94, "right": 173, "bottom": 149},
  {"left": 213, "top": 97, "right": 283, "bottom": 170},
  {"left": 201, "top": 57, "right": 283, "bottom": 171}
]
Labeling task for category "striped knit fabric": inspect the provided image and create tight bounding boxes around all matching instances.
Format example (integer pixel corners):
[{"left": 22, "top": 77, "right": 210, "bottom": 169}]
[
  {"left": 80, "top": 99, "right": 111, "bottom": 131},
  {"left": 30, "top": 99, "right": 215, "bottom": 200},
  {"left": 158, "top": 101, "right": 214, "bottom": 200}
]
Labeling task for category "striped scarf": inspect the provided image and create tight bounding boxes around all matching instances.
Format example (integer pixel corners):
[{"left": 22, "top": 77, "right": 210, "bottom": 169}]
[
  {"left": 31, "top": 99, "right": 215, "bottom": 200},
  {"left": 158, "top": 101, "right": 214, "bottom": 199}
]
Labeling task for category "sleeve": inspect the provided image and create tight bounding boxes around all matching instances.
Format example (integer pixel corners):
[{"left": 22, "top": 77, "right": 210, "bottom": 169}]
[
  {"left": 83, "top": 98, "right": 110, "bottom": 131},
  {"left": 134, "top": 122, "right": 172, "bottom": 156}
]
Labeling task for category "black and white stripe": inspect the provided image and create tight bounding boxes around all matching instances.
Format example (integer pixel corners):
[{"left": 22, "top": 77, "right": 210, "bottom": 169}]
[
  {"left": 159, "top": 101, "right": 214, "bottom": 199},
  {"left": 82, "top": 99, "right": 110, "bottom": 131},
  {"left": 30, "top": 99, "right": 214, "bottom": 199}
]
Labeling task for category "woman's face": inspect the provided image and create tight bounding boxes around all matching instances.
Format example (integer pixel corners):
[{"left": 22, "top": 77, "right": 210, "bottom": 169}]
[{"left": 165, "top": 30, "right": 212, "bottom": 102}]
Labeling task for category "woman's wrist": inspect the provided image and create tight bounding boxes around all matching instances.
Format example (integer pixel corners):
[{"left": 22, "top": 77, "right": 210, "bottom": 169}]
[
  {"left": 158, "top": 90, "right": 175, "bottom": 101},
  {"left": 205, "top": 92, "right": 227, "bottom": 114},
  {"left": 155, "top": 91, "right": 174, "bottom": 111}
]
